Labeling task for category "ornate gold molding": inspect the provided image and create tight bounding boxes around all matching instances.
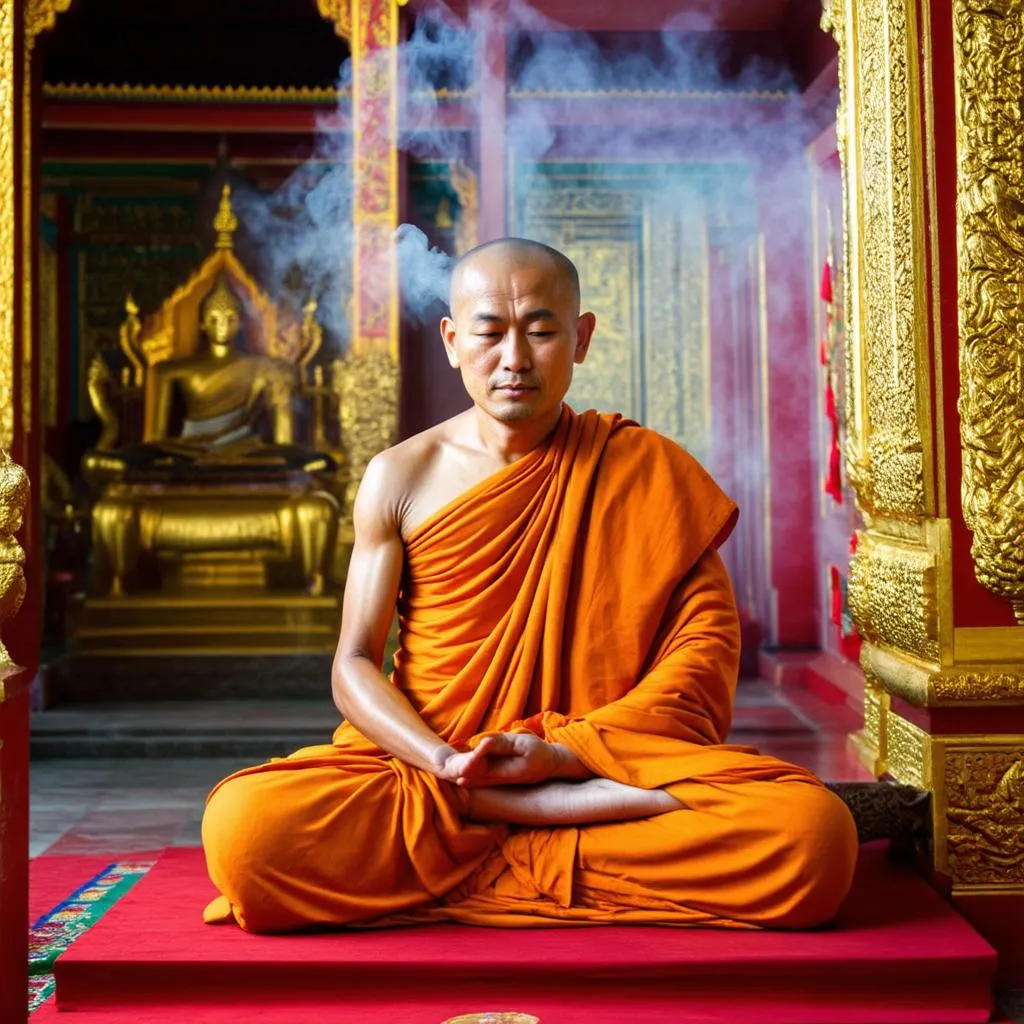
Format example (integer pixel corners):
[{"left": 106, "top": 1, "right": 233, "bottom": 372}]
[
  {"left": 823, "top": 0, "right": 931, "bottom": 521},
  {"left": 862, "top": 640, "right": 1024, "bottom": 706},
  {"left": 43, "top": 82, "right": 346, "bottom": 103},
  {"left": 0, "top": 448, "right": 28, "bottom": 672},
  {"left": 931, "top": 670, "right": 1024, "bottom": 703},
  {"left": 953, "top": 2, "right": 1024, "bottom": 624}
]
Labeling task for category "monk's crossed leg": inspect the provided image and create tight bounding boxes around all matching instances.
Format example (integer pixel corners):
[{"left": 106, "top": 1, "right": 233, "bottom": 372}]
[{"left": 569, "top": 776, "right": 858, "bottom": 929}]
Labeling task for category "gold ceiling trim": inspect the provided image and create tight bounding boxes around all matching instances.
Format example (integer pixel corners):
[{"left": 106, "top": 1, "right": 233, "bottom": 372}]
[
  {"left": 953, "top": 1, "right": 1024, "bottom": 625},
  {"left": 43, "top": 81, "right": 348, "bottom": 103}
]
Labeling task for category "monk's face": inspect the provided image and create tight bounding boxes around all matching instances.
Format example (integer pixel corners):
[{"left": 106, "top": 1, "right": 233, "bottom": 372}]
[{"left": 441, "top": 250, "right": 596, "bottom": 424}]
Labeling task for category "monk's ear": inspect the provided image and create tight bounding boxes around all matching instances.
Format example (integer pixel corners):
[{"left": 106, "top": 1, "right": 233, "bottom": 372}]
[
  {"left": 573, "top": 312, "right": 596, "bottom": 364},
  {"left": 440, "top": 316, "right": 460, "bottom": 368}
]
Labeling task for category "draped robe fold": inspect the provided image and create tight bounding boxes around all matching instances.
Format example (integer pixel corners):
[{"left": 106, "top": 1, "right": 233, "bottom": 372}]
[{"left": 202, "top": 407, "right": 858, "bottom": 933}]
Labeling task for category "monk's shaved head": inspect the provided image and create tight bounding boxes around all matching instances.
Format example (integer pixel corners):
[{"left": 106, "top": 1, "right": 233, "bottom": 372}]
[{"left": 449, "top": 237, "right": 581, "bottom": 314}]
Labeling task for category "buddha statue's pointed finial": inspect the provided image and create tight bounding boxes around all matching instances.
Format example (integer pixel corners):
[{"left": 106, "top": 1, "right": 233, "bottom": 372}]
[{"left": 214, "top": 184, "right": 238, "bottom": 250}]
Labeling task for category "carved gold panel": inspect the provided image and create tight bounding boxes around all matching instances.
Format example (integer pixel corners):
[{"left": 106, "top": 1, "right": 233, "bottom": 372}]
[
  {"left": 848, "top": 534, "right": 939, "bottom": 663},
  {"left": 884, "top": 710, "right": 931, "bottom": 790},
  {"left": 520, "top": 184, "right": 712, "bottom": 465},
  {"left": 851, "top": 672, "right": 889, "bottom": 777},
  {"left": 332, "top": 350, "right": 399, "bottom": 515},
  {"left": 934, "top": 740, "right": 1024, "bottom": 892},
  {"left": 824, "top": 0, "right": 932, "bottom": 521},
  {"left": 953, "top": 2, "right": 1024, "bottom": 623}
]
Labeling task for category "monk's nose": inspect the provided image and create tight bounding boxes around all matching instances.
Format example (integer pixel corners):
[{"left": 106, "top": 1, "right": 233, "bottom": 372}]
[{"left": 501, "top": 331, "right": 532, "bottom": 372}]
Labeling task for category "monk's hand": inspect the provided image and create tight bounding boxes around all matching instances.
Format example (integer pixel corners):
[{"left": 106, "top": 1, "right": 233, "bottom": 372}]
[{"left": 446, "top": 733, "right": 562, "bottom": 787}]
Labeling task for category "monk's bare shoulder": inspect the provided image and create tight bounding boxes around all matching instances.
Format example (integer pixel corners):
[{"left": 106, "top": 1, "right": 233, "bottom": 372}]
[{"left": 355, "top": 412, "right": 472, "bottom": 541}]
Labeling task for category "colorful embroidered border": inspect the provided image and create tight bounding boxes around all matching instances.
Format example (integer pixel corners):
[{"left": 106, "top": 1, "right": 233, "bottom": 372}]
[{"left": 28, "top": 860, "right": 155, "bottom": 1014}]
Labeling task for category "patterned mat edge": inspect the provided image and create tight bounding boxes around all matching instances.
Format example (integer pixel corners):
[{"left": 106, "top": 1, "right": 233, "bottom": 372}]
[{"left": 28, "top": 859, "right": 156, "bottom": 1014}]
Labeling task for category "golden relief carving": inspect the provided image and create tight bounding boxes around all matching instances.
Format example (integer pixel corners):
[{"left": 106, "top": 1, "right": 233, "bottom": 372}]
[
  {"left": 0, "top": 448, "right": 28, "bottom": 668},
  {"left": 848, "top": 537, "right": 939, "bottom": 662},
  {"left": 953, "top": 1, "right": 1024, "bottom": 623},
  {"left": 332, "top": 351, "right": 399, "bottom": 514},
  {"left": 885, "top": 711, "right": 931, "bottom": 789},
  {"left": 944, "top": 747, "right": 1024, "bottom": 889},
  {"left": 0, "top": 0, "right": 14, "bottom": 453},
  {"left": 825, "top": 0, "right": 929, "bottom": 520},
  {"left": 852, "top": 673, "right": 889, "bottom": 776}
]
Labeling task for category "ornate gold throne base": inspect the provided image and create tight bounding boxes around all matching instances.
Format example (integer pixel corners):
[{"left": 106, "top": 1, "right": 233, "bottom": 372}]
[{"left": 77, "top": 481, "right": 346, "bottom": 656}]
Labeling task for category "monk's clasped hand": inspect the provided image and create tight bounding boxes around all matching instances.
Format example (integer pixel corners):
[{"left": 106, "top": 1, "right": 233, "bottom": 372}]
[{"left": 444, "top": 733, "right": 560, "bottom": 788}]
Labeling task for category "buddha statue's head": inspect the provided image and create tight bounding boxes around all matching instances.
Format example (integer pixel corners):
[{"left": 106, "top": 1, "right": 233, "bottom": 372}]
[{"left": 200, "top": 276, "right": 242, "bottom": 354}]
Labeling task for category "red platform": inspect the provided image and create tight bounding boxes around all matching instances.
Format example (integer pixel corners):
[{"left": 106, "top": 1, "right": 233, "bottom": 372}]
[{"left": 43, "top": 842, "right": 995, "bottom": 1024}]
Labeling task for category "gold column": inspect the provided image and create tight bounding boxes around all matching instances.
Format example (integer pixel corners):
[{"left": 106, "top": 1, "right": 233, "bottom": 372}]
[{"left": 825, "top": 0, "right": 1024, "bottom": 898}]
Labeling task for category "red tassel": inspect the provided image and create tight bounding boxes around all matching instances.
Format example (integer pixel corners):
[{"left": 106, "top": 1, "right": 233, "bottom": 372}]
[
  {"left": 820, "top": 261, "right": 833, "bottom": 303},
  {"left": 824, "top": 376, "right": 836, "bottom": 419},
  {"left": 825, "top": 445, "right": 843, "bottom": 503},
  {"left": 830, "top": 565, "right": 843, "bottom": 625}
]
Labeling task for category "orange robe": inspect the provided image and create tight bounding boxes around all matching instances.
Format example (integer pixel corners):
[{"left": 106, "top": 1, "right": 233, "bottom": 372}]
[{"left": 202, "top": 407, "right": 857, "bottom": 933}]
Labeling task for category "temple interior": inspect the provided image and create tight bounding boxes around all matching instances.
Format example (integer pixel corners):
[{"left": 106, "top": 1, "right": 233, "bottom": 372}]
[{"left": 2, "top": 0, "right": 1024, "bottom": 1021}]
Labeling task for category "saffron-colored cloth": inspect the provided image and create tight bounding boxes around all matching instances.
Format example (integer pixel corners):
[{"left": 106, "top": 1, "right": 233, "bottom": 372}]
[{"left": 202, "top": 407, "right": 857, "bottom": 933}]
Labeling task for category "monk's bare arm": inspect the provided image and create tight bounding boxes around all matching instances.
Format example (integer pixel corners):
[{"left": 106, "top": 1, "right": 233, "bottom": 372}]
[
  {"left": 463, "top": 778, "right": 682, "bottom": 826},
  {"left": 332, "top": 454, "right": 456, "bottom": 775}
]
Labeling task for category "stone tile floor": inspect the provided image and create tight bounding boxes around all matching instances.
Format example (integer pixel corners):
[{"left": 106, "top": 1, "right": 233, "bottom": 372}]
[{"left": 30, "top": 756, "right": 251, "bottom": 857}]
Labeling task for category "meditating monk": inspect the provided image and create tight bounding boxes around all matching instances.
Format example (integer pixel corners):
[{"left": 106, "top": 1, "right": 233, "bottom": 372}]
[{"left": 202, "top": 237, "right": 858, "bottom": 934}]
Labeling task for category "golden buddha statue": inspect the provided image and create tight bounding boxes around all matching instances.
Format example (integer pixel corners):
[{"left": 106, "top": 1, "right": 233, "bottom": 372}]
[
  {"left": 77, "top": 187, "right": 346, "bottom": 648},
  {"left": 84, "top": 276, "right": 328, "bottom": 483}
]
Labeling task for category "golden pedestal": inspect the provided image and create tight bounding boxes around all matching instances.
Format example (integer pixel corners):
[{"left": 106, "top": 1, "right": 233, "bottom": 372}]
[{"left": 75, "top": 591, "right": 341, "bottom": 656}]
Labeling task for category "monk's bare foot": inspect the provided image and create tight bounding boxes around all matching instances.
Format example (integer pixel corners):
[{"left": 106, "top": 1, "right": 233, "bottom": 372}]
[{"left": 462, "top": 777, "right": 683, "bottom": 826}]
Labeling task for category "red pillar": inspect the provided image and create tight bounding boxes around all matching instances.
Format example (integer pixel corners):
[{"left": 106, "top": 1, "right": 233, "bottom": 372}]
[{"left": 1, "top": 4, "right": 33, "bottom": 1021}]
